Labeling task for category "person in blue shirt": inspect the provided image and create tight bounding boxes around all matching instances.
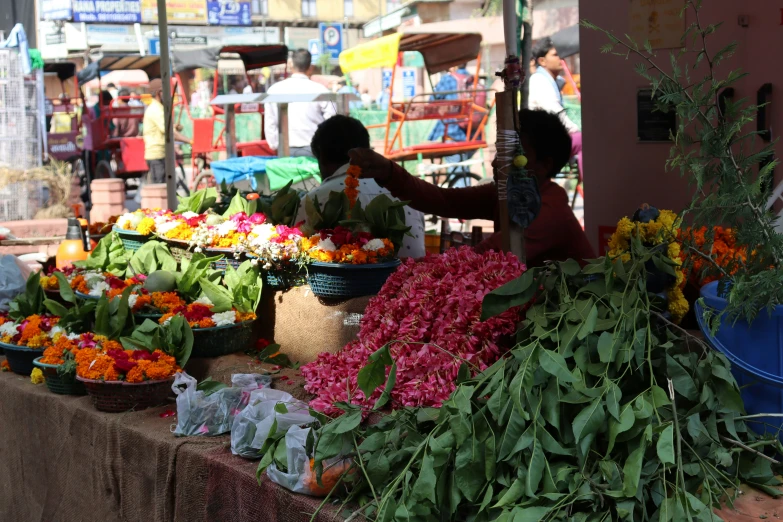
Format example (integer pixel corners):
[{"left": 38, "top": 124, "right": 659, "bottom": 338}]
[{"left": 428, "top": 64, "right": 469, "bottom": 142}]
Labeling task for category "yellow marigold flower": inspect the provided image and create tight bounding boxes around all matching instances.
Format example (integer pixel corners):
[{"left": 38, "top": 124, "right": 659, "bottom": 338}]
[
  {"left": 137, "top": 217, "right": 156, "bottom": 236},
  {"left": 657, "top": 209, "right": 679, "bottom": 233},
  {"left": 40, "top": 275, "right": 59, "bottom": 291},
  {"left": 643, "top": 221, "right": 663, "bottom": 244},
  {"left": 30, "top": 368, "right": 45, "bottom": 384},
  {"left": 667, "top": 242, "right": 681, "bottom": 260},
  {"left": 667, "top": 286, "right": 689, "bottom": 324},
  {"left": 615, "top": 217, "right": 635, "bottom": 239}
]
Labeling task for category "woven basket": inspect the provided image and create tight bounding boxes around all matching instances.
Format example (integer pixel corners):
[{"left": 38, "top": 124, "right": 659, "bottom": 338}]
[
  {"left": 264, "top": 269, "right": 307, "bottom": 291},
  {"left": 77, "top": 376, "right": 174, "bottom": 413},
  {"left": 204, "top": 247, "right": 247, "bottom": 271},
  {"left": 75, "top": 291, "right": 99, "bottom": 300},
  {"left": 192, "top": 320, "right": 254, "bottom": 358},
  {"left": 163, "top": 238, "right": 195, "bottom": 264},
  {"left": 134, "top": 312, "right": 163, "bottom": 324},
  {"left": 33, "top": 357, "right": 86, "bottom": 395},
  {"left": 0, "top": 342, "right": 45, "bottom": 375},
  {"left": 307, "top": 260, "right": 401, "bottom": 299},
  {"left": 113, "top": 226, "right": 152, "bottom": 252}
]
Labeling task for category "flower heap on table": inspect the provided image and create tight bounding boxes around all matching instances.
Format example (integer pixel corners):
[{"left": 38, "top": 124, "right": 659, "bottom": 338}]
[
  {"left": 116, "top": 208, "right": 173, "bottom": 236},
  {"left": 0, "top": 314, "right": 65, "bottom": 349},
  {"left": 76, "top": 346, "right": 180, "bottom": 383},
  {"left": 607, "top": 204, "right": 689, "bottom": 323},
  {"left": 40, "top": 332, "right": 117, "bottom": 375},
  {"left": 161, "top": 211, "right": 268, "bottom": 256},
  {"left": 242, "top": 223, "right": 308, "bottom": 271},
  {"left": 159, "top": 296, "right": 256, "bottom": 329},
  {"left": 302, "top": 227, "right": 395, "bottom": 265},
  {"left": 69, "top": 271, "right": 144, "bottom": 298},
  {"left": 39, "top": 266, "right": 78, "bottom": 292}
]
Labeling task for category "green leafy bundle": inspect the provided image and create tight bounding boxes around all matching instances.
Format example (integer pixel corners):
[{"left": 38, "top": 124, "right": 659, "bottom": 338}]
[
  {"left": 175, "top": 187, "right": 218, "bottom": 214},
  {"left": 43, "top": 272, "right": 96, "bottom": 333},
  {"left": 175, "top": 253, "right": 223, "bottom": 301},
  {"left": 121, "top": 316, "right": 193, "bottom": 368},
  {"left": 128, "top": 240, "right": 177, "bottom": 276},
  {"left": 583, "top": 1, "right": 783, "bottom": 324},
  {"left": 9, "top": 271, "right": 45, "bottom": 320},
  {"left": 73, "top": 232, "right": 131, "bottom": 276},
  {"left": 93, "top": 287, "right": 135, "bottom": 340},
  {"left": 307, "top": 246, "right": 782, "bottom": 521},
  {"left": 254, "top": 181, "right": 301, "bottom": 226},
  {"left": 199, "top": 260, "right": 262, "bottom": 314}
]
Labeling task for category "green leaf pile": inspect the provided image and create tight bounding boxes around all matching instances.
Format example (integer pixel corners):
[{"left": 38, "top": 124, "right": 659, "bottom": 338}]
[{"left": 73, "top": 232, "right": 131, "bottom": 276}]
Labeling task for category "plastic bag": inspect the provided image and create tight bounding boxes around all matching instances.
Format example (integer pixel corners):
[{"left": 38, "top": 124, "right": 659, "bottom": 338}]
[
  {"left": 0, "top": 256, "right": 32, "bottom": 311},
  {"left": 266, "top": 426, "right": 353, "bottom": 496},
  {"left": 172, "top": 372, "right": 272, "bottom": 437},
  {"left": 231, "top": 388, "right": 314, "bottom": 458}
]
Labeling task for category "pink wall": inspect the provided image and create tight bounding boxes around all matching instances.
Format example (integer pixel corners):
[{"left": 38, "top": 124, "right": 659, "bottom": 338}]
[{"left": 580, "top": 1, "right": 783, "bottom": 253}]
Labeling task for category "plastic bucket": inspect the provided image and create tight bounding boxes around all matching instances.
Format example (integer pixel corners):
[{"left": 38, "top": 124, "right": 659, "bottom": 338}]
[{"left": 696, "top": 281, "right": 783, "bottom": 434}]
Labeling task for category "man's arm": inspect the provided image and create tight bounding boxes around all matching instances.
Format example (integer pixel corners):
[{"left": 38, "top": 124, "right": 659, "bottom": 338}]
[
  {"left": 380, "top": 162, "right": 496, "bottom": 221},
  {"left": 264, "top": 102, "right": 279, "bottom": 151}
]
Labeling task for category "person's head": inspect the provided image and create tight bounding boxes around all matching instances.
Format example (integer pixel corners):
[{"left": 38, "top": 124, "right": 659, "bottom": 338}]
[
  {"left": 117, "top": 87, "right": 130, "bottom": 105},
  {"left": 99, "top": 90, "right": 113, "bottom": 106},
  {"left": 291, "top": 49, "right": 312, "bottom": 74},
  {"left": 516, "top": 109, "right": 571, "bottom": 180},
  {"left": 148, "top": 79, "right": 163, "bottom": 101},
  {"left": 311, "top": 115, "right": 370, "bottom": 179},
  {"left": 107, "top": 82, "right": 117, "bottom": 91},
  {"left": 230, "top": 76, "right": 246, "bottom": 91},
  {"left": 532, "top": 37, "right": 562, "bottom": 75}
]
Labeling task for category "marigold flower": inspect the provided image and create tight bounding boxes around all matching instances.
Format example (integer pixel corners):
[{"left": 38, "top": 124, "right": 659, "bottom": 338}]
[
  {"left": 1, "top": 360, "right": 9, "bottom": 372},
  {"left": 136, "top": 217, "right": 156, "bottom": 236},
  {"left": 30, "top": 368, "right": 45, "bottom": 384}
]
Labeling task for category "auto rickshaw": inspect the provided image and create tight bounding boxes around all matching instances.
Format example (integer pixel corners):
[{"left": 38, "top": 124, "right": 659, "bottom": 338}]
[{"left": 43, "top": 62, "right": 84, "bottom": 175}]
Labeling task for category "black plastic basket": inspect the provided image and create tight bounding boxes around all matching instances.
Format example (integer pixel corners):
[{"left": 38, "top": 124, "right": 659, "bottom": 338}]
[
  {"left": 113, "top": 226, "right": 152, "bottom": 252},
  {"left": 33, "top": 358, "right": 86, "bottom": 395},
  {"left": 264, "top": 269, "right": 308, "bottom": 291},
  {"left": 191, "top": 320, "right": 255, "bottom": 357},
  {"left": 307, "top": 260, "right": 401, "bottom": 299},
  {"left": 204, "top": 248, "right": 247, "bottom": 271},
  {"left": 0, "top": 342, "right": 45, "bottom": 375}
]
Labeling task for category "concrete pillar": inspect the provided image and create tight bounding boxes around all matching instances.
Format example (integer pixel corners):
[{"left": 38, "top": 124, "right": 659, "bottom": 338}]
[
  {"left": 90, "top": 179, "right": 126, "bottom": 222},
  {"left": 140, "top": 183, "right": 169, "bottom": 211}
]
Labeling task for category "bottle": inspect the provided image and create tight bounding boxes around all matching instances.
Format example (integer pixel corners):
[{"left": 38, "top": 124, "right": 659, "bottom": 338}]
[
  {"left": 56, "top": 218, "right": 90, "bottom": 269},
  {"left": 78, "top": 218, "right": 92, "bottom": 252}
]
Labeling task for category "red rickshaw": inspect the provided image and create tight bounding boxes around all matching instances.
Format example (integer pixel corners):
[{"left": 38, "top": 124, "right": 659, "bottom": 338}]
[
  {"left": 43, "top": 62, "right": 84, "bottom": 173},
  {"left": 170, "top": 44, "right": 288, "bottom": 188}
]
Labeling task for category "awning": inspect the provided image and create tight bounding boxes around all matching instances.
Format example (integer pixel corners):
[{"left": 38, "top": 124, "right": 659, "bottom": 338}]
[
  {"left": 339, "top": 31, "right": 482, "bottom": 74},
  {"left": 549, "top": 25, "right": 579, "bottom": 59},
  {"left": 77, "top": 54, "right": 161, "bottom": 86},
  {"left": 171, "top": 44, "right": 289, "bottom": 73}
]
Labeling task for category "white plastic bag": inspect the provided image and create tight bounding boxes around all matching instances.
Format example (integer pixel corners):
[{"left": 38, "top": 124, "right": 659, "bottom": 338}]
[
  {"left": 0, "top": 256, "right": 33, "bottom": 311},
  {"left": 172, "top": 372, "right": 272, "bottom": 436},
  {"left": 231, "top": 388, "right": 314, "bottom": 458}
]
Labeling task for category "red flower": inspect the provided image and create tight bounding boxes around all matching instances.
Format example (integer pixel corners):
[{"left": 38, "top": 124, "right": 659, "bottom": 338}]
[
  {"left": 185, "top": 215, "right": 206, "bottom": 228},
  {"left": 134, "top": 350, "right": 161, "bottom": 362},
  {"left": 256, "top": 338, "right": 271, "bottom": 350},
  {"left": 183, "top": 304, "right": 213, "bottom": 322},
  {"left": 113, "top": 359, "right": 138, "bottom": 373},
  {"left": 106, "top": 348, "right": 129, "bottom": 360},
  {"left": 106, "top": 276, "right": 127, "bottom": 289}
]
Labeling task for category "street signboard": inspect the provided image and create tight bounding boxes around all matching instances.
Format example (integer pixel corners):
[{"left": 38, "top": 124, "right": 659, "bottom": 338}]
[
  {"left": 73, "top": 0, "right": 142, "bottom": 23},
  {"left": 308, "top": 39, "right": 321, "bottom": 60},
  {"left": 207, "top": 0, "right": 252, "bottom": 26},
  {"left": 41, "top": 0, "right": 72, "bottom": 21},
  {"left": 319, "top": 23, "right": 343, "bottom": 62},
  {"left": 402, "top": 68, "right": 416, "bottom": 98},
  {"left": 148, "top": 37, "right": 160, "bottom": 55},
  {"left": 381, "top": 69, "right": 392, "bottom": 89}
]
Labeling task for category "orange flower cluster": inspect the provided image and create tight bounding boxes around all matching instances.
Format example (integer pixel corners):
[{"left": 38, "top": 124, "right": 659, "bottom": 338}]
[
  {"left": 18, "top": 315, "right": 58, "bottom": 349},
  {"left": 158, "top": 313, "right": 216, "bottom": 329},
  {"left": 151, "top": 292, "right": 185, "bottom": 313},
  {"left": 107, "top": 280, "right": 139, "bottom": 300},
  {"left": 40, "top": 335, "right": 80, "bottom": 365},
  {"left": 236, "top": 311, "right": 257, "bottom": 323},
  {"left": 345, "top": 165, "right": 361, "bottom": 209},
  {"left": 70, "top": 274, "right": 89, "bottom": 294},
  {"left": 215, "top": 231, "right": 243, "bottom": 248},
  {"left": 306, "top": 238, "right": 394, "bottom": 265},
  {"left": 75, "top": 347, "right": 178, "bottom": 383},
  {"left": 0, "top": 315, "right": 10, "bottom": 327},
  {"left": 680, "top": 226, "right": 747, "bottom": 286},
  {"left": 1, "top": 360, "right": 9, "bottom": 372},
  {"left": 40, "top": 275, "right": 60, "bottom": 291},
  {"left": 164, "top": 223, "right": 195, "bottom": 241},
  {"left": 132, "top": 294, "right": 152, "bottom": 312}
]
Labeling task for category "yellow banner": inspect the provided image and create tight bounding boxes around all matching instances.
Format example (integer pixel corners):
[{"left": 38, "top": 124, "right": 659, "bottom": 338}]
[
  {"left": 339, "top": 33, "right": 402, "bottom": 73},
  {"left": 141, "top": 0, "right": 207, "bottom": 24}
]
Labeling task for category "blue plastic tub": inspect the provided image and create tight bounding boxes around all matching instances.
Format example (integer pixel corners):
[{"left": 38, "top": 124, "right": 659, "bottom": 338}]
[
  {"left": 210, "top": 156, "right": 276, "bottom": 190},
  {"left": 697, "top": 281, "right": 783, "bottom": 434}
]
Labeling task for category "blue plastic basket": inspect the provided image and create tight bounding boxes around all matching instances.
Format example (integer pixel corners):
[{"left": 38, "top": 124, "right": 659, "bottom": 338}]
[
  {"left": 33, "top": 357, "right": 86, "bottom": 395},
  {"left": 211, "top": 156, "right": 276, "bottom": 190},
  {"left": 264, "top": 269, "right": 307, "bottom": 291},
  {"left": 0, "top": 341, "right": 44, "bottom": 376},
  {"left": 697, "top": 281, "right": 783, "bottom": 436},
  {"left": 113, "top": 226, "right": 152, "bottom": 252},
  {"left": 307, "top": 260, "right": 401, "bottom": 299}
]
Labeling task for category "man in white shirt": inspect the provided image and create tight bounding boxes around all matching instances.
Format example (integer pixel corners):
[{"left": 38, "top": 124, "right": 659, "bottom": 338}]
[
  {"left": 264, "top": 49, "right": 336, "bottom": 157},
  {"left": 295, "top": 115, "right": 426, "bottom": 258},
  {"left": 528, "top": 37, "right": 582, "bottom": 174}
]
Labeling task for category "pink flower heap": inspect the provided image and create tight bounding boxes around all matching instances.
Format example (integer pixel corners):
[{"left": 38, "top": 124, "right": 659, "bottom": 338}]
[{"left": 302, "top": 247, "right": 526, "bottom": 415}]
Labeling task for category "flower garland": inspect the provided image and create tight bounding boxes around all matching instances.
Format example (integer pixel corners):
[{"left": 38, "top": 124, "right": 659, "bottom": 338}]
[
  {"left": 76, "top": 347, "right": 179, "bottom": 383},
  {"left": 159, "top": 301, "right": 256, "bottom": 329},
  {"left": 0, "top": 314, "right": 63, "bottom": 349},
  {"left": 345, "top": 164, "right": 361, "bottom": 210},
  {"left": 116, "top": 209, "right": 172, "bottom": 236},
  {"left": 302, "top": 227, "right": 394, "bottom": 265},
  {"left": 679, "top": 226, "right": 747, "bottom": 287},
  {"left": 302, "top": 248, "right": 526, "bottom": 414},
  {"left": 242, "top": 224, "right": 308, "bottom": 271},
  {"left": 162, "top": 211, "right": 267, "bottom": 254},
  {"left": 606, "top": 206, "right": 689, "bottom": 323}
]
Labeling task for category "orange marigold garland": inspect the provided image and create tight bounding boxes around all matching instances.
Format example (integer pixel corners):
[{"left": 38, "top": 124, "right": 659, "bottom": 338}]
[
  {"left": 76, "top": 347, "right": 179, "bottom": 383},
  {"left": 345, "top": 165, "right": 361, "bottom": 210}
]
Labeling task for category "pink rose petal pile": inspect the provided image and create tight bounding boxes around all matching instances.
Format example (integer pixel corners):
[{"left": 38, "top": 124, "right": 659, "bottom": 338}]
[{"left": 302, "top": 247, "right": 526, "bottom": 415}]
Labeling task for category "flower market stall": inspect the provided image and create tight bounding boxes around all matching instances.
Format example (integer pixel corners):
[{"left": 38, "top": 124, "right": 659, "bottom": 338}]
[{"left": 3, "top": 4, "right": 783, "bottom": 522}]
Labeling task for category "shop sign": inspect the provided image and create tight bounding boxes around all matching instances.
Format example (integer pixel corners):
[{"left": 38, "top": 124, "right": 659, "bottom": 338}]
[
  {"left": 140, "top": 0, "right": 208, "bottom": 25},
  {"left": 73, "top": 0, "right": 142, "bottom": 23},
  {"left": 46, "top": 32, "right": 67, "bottom": 45},
  {"left": 41, "top": 0, "right": 73, "bottom": 21},
  {"left": 207, "top": 0, "right": 251, "bottom": 26}
]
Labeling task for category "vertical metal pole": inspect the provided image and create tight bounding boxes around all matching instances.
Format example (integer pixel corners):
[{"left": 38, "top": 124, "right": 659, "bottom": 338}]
[
  {"left": 157, "top": 0, "right": 178, "bottom": 210},
  {"left": 225, "top": 104, "right": 236, "bottom": 157},
  {"left": 278, "top": 103, "right": 289, "bottom": 156}
]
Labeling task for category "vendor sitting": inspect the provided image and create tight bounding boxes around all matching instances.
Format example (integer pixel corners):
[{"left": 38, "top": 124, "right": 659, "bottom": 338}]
[
  {"left": 348, "top": 108, "right": 595, "bottom": 266},
  {"left": 295, "top": 115, "right": 426, "bottom": 258}
]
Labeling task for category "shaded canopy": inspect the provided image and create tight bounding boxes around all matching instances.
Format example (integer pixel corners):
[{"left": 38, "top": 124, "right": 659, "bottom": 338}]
[
  {"left": 550, "top": 25, "right": 579, "bottom": 59},
  {"left": 171, "top": 44, "right": 289, "bottom": 73},
  {"left": 77, "top": 54, "right": 161, "bottom": 86}
]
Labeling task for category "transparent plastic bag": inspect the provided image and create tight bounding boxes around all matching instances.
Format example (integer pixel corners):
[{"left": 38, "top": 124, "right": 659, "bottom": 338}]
[
  {"left": 172, "top": 372, "right": 272, "bottom": 437},
  {"left": 231, "top": 388, "right": 314, "bottom": 458},
  {"left": 0, "top": 256, "right": 32, "bottom": 311}
]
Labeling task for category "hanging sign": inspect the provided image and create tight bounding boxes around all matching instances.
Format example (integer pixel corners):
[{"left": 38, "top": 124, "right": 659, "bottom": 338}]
[
  {"left": 402, "top": 68, "right": 416, "bottom": 98},
  {"left": 319, "top": 23, "right": 343, "bottom": 62},
  {"left": 207, "top": 0, "right": 251, "bottom": 26},
  {"left": 73, "top": 0, "right": 142, "bottom": 23},
  {"left": 41, "top": 0, "right": 73, "bottom": 21},
  {"left": 140, "top": 0, "right": 208, "bottom": 25}
]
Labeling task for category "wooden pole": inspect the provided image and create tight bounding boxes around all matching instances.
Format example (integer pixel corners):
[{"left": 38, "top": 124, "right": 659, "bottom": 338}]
[{"left": 156, "top": 0, "right": 178, "bottom": 210}]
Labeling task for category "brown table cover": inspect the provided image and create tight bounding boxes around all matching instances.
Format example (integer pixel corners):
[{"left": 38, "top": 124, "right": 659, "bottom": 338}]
[{"left": 0, "top": 354, "right": 350, "bottom": 522}]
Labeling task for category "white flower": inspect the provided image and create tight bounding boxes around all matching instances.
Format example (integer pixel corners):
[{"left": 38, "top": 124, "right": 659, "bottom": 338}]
[
  {"left": 363, "top": 239, "right": 386, "bottom": 252},
  {"left": 128, "top": 294, "right": 138, "bottom": 309},
  {"left": 156, "top": 220, "right": 181, "bottom": 235},
  {"left": 66, "top": 332, "right": 81, "bottom": 341},
  {"left": 194, "top": 247, "right": 203, "bottom": 253},
  {"left": 216, "top": 219, "right": 238, "bottom": 237},
  {"left": 194, "top": 295, "right": 214, "bottom": 306},
  {"left": 162, "top": 316, "right": 172, "bottom": 326},
  {"left": 250, "top": 258, "right": 259, "bottom": 266},
  {"left": 251, "top": 224, "right": 277, "bottom": 243},
  {"left": 89, "top": 281, "right": 110, "bottom": 297},
  {"left": 181, "top": 211, "right": 199, "bottom": 219},
  {"left": 318, "top": 238, "right": 337, "bottom": 252},
  {"left": 212, "top": 310, "right": 236, "bottom": 327},
  {"left": 49, "top": 325, "right": 65, "bottom": 338},
  {"left": 0, "top": 321, "right": 18, "bottom": 337},
  {"left": 116, "top": 212, "right": 143, "bottom": 230}
]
